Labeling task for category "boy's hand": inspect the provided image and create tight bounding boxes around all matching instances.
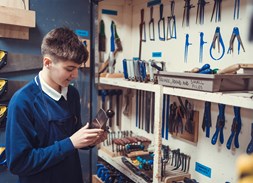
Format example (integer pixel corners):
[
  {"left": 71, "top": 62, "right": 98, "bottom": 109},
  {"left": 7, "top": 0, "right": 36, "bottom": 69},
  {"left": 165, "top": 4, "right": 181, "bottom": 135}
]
[{"left": 70, "top": 123, "right": 104, "bottom": 149}]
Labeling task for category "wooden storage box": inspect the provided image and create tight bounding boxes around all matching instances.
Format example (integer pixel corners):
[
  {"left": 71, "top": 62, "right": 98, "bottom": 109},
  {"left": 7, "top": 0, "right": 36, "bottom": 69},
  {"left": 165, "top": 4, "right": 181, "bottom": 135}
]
[{"left": 155, "top": 71, "right": 253, "bottom": 92}]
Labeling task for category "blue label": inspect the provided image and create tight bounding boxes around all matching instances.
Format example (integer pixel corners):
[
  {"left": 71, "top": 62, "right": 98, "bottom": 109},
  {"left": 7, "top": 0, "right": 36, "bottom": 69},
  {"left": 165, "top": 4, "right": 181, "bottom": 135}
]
[
  {"left": 102, "top": 9, "right": 118, "bottom": 16},
  {"left": 75, "top": 30, "right": 89, "bottom": 37},
  {"left": 147, "top": 0, "right": 161, "bottom": 7},
  {"left": 152, "top": 52, "right": 162, "bottom": 58},
  {"left": 195, "top": 162, "right": 211, "bottom": 178}
]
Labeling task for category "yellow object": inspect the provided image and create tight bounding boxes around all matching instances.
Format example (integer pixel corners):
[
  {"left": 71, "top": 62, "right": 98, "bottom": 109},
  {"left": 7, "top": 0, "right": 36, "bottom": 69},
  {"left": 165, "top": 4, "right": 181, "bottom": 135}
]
[
  {"left": 0, "top": 147, "right": 5, "bottom": 155},
  {"left": 0, "top": 51, "right": 6, "bottom": 61},
  {"left": 0, "top": 105, "right": 7, "bottom": 118},
  {"left": 236, "top": 154, "right": 253, "bottom": 183},
  {"left": 0, "top": 80, "right": 7, "bottom": 91}
]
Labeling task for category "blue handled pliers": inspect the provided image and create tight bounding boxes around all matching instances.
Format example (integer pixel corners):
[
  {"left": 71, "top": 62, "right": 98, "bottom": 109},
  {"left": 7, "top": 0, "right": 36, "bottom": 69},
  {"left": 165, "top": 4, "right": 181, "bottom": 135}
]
[
  {"left": 209, "top": 27, "right": 225, "bottom": 60},
  {"left": 211, "top": 103, "right": 225, "bottom": 145},
  {"left": 227, "top": 27, "right": 245, "bottom": 55},
  {"left": 226, "top": 106, "right": 241, "bottom": 150}
]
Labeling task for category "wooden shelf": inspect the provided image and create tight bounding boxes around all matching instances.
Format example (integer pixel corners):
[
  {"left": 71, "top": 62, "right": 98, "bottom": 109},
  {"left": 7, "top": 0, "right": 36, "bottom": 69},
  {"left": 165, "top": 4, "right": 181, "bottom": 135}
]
[
  {"left": 99, "top": 78, "right": 253, "bottom": 110},
  {"left": 0, "top": 5, "right": 35, "bottom": 40}
]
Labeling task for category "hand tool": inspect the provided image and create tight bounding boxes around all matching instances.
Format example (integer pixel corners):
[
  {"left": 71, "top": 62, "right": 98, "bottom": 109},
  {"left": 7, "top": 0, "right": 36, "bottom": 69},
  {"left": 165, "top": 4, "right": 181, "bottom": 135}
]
[
  {"left": 169, "top": 102, "right": 177, "bottom": 133},
  {"left": 115, "top": 90, "right": 122, "bottom": 126},
  {"left": 122, "top": 59, "right": 128, "bottom": 80},
  {"left": 233, "top": 0, "right": 240, "bottom": 20},
  {"left": 150, "top": 92, "right": 155, "bottom": 134},
  {"left": 199, "top": 32, "right": 207, "bottom": 63},
  {"left": 182, "top": 0, "right": 195, "bottom": 27},
  {"left": 139, "top": 9, "right": 145, "bottom": 60},
  {"left": 136, "top": 90, "right": 139, "bottom": 128},
  {"left": 211, "top": 103, "right": 225, "bottom": 145},
  {"left": 162, "top": 94, "right": 166, "bottom": 138},
  {"left": 139, "top": 60, "right": 147, "bottom": 82},
  {"left": 0, "top": 50, "right": 7, "bottom": 70},
  {"left": 107, "top": 90, "right": 115, "bottom": 127},
  {"left": 133, "top": 59, "right": 141, "bottom": 81},
  {"left": 184, "top": 34, "right": 192, "bottom": 63},
  {"left": 109, "top": 21, "right": 115, "bottom": 74},
  {"left": 0, "top": 104, "right": 7, "bottom": 129},
  {"left": 165, "top": 95, "right": 170, "bottom": 140},
  {"left": 167, "top": 0, "right": 177, "bottom": 40},
  {"left": 246, "top": 123, "right": 253, "bottom": 154},
  {"left": 114, "top": 23, "right": 123, "bottom": 52},
  {"left": 126, "top": 59, "right": 135, "bottom": 81},
  {"left": 158, "top": 4, "right": 165, "bottom": 41},
  {"left": 211, "top": 0, "right": 222, "bottom": 22},
  {"left": 98, "top": 90, "right": 108, "bottom": 110},
  {"left": 196, "top": 0, "right": 209, "bottom": 25},
  {"left": 149, "top": 6, "right": 155, "bottom": 41},
  {"left": 123, "top": 89, "right": 131, "bottom": 116},
  {"left": 145, "top": 91, "right": 151, "bottom": 133},
  {"left": 209, "top": 26, "right": 225, "bottom": 61},
  {"left": 99, "top": 20, "right": 106, "bottom": 63},
  {"left": 227, "top": 27, "right": 245, "bottom": 55},
  {"left": 217, "top": 64, "right": 253, "bottom": 74},
  {"left": 226, "top": 106, "right": 241, "bottom": 149},
  {"left": 202, "top": 101, "right": 212, "bottom": 138},
  {"left": 185, "top": 100, "right": 194, "bottom": 134}
]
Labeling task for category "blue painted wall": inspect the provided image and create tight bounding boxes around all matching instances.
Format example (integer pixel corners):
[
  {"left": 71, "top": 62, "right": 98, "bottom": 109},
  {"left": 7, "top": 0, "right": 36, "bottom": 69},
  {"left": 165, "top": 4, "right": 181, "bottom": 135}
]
[{"left": 0, "top": 1, "right": 96, "bottom": 182}]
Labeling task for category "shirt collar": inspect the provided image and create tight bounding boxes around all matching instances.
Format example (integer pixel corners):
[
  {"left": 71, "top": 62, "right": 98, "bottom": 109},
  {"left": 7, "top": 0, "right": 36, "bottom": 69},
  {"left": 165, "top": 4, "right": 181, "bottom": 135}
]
[{"left": 36, "top": 72, "right": 68, "bottom": 101}]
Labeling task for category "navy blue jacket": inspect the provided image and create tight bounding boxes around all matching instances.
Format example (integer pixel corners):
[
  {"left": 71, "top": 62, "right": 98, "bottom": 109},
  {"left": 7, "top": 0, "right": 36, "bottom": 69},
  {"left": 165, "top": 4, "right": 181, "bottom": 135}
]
[{"left": 6, "top": 79, "right": 84, "bottom": 183}]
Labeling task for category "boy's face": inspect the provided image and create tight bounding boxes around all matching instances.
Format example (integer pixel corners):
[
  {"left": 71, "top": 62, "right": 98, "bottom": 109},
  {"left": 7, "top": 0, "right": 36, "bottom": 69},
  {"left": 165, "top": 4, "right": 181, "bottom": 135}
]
[{"left": 45, "top": 57, "right": 81, "bottom": 89}]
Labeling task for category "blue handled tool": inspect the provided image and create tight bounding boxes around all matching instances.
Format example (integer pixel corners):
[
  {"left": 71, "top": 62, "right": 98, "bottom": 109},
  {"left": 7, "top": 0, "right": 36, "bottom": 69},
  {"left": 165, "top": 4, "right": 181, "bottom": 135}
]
[
  {"left": 246, "top": 123, "right": 253, "bottom": 154},
  {"left": 122, "top": 59, "right": 128, "bottom": 80},
  {"left": 165, "top": 95, "right": 170, "bottom": 140},
  {"left": 226, "top": 106, "right": 241, "bottom": 149},
  {"left": 162, "top": 94, "right": 166, "bottom": 138},
  {"left": 202, "top": 101, "right": 212, "bottom": 138},
  {"left": 109, "top": 21, "right": 115, "bottom": 73},
  {"left": 184, "top": 34, "right": 192, "bottom": 63},
  {"left": 210, "top": 27, "right": 225, "bottom": 60},
  {"left": 211, "top": 103, "right": 225, "bottom": 145},
  {"left": 199, "top": 32, "right": 207, "bottom": 63},
  {"left": 227, "top": 27, "right": 245, "bottom": 55}
]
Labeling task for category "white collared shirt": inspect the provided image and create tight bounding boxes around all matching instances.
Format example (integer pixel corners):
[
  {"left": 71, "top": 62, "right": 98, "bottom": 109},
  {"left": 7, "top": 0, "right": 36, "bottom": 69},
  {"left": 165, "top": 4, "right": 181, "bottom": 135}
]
[{"left": 35, "top": 71, "right": 68, "bottom": 101}]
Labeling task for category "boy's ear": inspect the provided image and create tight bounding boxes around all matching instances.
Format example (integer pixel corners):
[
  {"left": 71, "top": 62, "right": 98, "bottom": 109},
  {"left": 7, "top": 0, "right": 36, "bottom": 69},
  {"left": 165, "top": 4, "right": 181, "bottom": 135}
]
[{"left": 43, "top": 57, "right": 52, "bottom": 68}]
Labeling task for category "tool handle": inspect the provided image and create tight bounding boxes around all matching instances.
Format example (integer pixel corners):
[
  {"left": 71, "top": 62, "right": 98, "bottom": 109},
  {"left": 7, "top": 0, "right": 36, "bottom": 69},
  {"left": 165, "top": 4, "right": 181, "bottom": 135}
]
[
  {"left": 217, "top": 64, "right": 241, "bottom": 74},
  {"left": 122, "top": 59, "right": 128, "bottom": 79},
  {"left": 150, "top": 6, "right": 153, "bottom": 19},
  {"left": 159, "top": 4, "right": 163, "bottom": 19},
  {"left": 219, "top": 128, "right": 224, "bottom": 144},
  {"left": 226, "top": 132, "right": 235, "bottom": 150},
  {"left": 211, "top": 128, "right": 219, "bottom": 145}
]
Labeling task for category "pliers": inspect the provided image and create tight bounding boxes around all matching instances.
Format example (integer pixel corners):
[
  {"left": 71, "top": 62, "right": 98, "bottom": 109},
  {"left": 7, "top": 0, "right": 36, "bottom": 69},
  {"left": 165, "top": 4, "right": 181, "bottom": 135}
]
[
  {"left": 209, "top": 27, "right": 225, "bottom": 60},
  {"left": 227, "top": 27, "right": 245, "bottom": 54},
  {"left": 202, "top": 101, "right": 211, "bottom": 138},
  {"left": 226, "top": 106, "right": 241, "bottom": 150},
  {"left": 211, "top": 103, "right": 225, "bottom": 145}
]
